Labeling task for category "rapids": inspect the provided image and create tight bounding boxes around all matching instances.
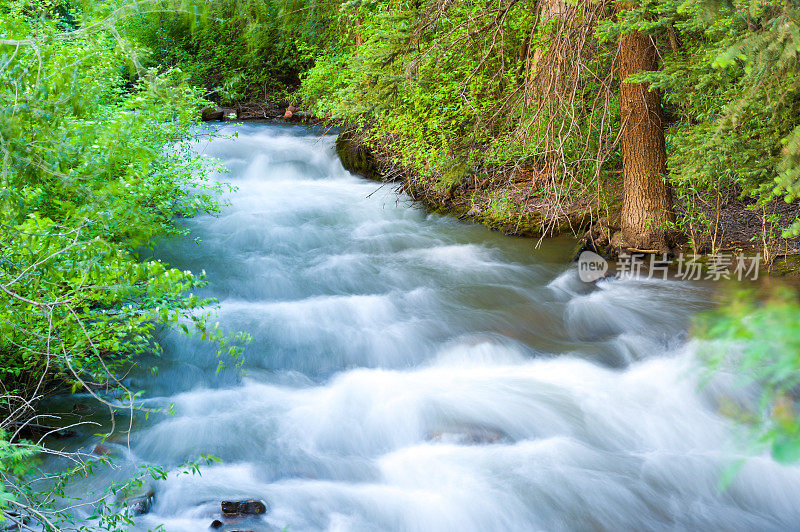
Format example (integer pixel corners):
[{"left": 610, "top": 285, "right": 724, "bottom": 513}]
[{"left": 65, "top": 124, "right": 800, "bottom": 531}]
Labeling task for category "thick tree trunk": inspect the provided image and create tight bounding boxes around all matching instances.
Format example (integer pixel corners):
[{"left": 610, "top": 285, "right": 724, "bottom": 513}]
[{"left": 617, "top": 5, "right": 674, "bottom": 251}]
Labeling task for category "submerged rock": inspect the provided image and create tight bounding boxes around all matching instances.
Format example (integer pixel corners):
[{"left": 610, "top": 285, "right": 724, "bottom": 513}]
[
  {"left": 221, "top": 499, "right": 268, "bottom": 517},
  {"left": 427, "top": 427, "right": 503, "bottom": 445},
  {"left": 72, "top": 402, "right": 91, "bottom": 414},
  {"left": 92, "top": 443, "right": 111, "bottom": 456}
]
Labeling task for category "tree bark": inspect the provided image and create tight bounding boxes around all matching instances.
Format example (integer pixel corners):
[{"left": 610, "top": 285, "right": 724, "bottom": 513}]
[
  {"left": 617, "top": 4, "right": 674, "bottom": 251},
  {"left": 355, "top": 17, "right": 362, "bottom": 47},
  {"left": 529, "top": 0, "right": 566, "bottom": 90}
]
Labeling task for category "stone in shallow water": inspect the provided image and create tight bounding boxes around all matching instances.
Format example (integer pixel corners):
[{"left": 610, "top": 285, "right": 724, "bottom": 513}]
[
  {"left": 221, "top": 499, "right": 268, "bottom": 517},
  {"left": 427, "top": 427, "right": 504, "bottom": 445},
  {"left": 126, "top": 490, "right": 155, "bottom": 515},
  {"left": 92, "top": 443, "right": 112, "bottom": 456},
  {"left": 72, "top": 402, "right": 91, "bottom": 414}
]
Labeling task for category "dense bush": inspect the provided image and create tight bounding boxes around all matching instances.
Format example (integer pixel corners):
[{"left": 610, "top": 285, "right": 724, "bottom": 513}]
[
  {"left": 697, "top": 288, "right": 800, "bottom": 467},
  {"left": 0, "top": 1, "right": 245, "bottom": 525},
  {"left": 130, "top": 0, "right": 318, "bottom": 103},
  {"left": 615, "top": 0, "right": 800, "bottom": 250}
]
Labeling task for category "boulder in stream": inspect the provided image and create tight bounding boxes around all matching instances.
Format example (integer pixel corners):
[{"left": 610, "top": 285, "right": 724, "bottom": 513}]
[
  {"left": 126, "top": 489, "right": 155, "bottom": 515},
  {"left": 92, "top": 443, "right": 112, "bottom": 456},
  {"left": 221, "top": 499, "right": 268, "bottom": 517},
  {"left": 72, "top": 402, "right": 91, "bottom": 414},
  {"left": 201, "top": 106, "right": 224, "bottom": 121}
]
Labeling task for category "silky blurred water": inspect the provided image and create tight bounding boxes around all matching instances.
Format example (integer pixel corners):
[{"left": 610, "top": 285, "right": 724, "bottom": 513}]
[{"left": 57, "top": 124, "right": 800, "bottom": 531}]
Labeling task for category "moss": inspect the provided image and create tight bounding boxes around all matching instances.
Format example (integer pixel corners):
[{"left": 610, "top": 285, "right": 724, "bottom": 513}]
[
  {"left": 336, "top": 129, "right": 593, "bottom": 239},
  {"left": 473, "top": 210, "right": 543, "bottom": 236},
  {"left": 767, "top": 254, "right": 800, "bottom": 277},
  {"left": 336, "top": 129, "right": 381, "bottom": 180}
]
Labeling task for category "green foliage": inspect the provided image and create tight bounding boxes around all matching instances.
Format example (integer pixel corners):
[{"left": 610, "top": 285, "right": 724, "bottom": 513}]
[
  {"left": 300, "top": 0, "right": 616, "bottom": 201},
  {"left": 0, "top": 431, "right": 37, "bottom": 517},
  {"left": 1, "top": 428, "right": 220, "bottom": 530},
  {"left": 2, "top": 0, "right": 800, "bottom": 524},
  {"left": 0, "top": 0, "right": 248, "bottom": 526},
  {"left": 0, "top": 0, "right": 243, "bottom": 403},
  {"left": 696, "top": 288, "right": 800, "bottom": 464},
  {"left": 128, "top": 0, "right": 324, "bottom": 103},
  {"left": 610, "top": 0, "right": 800, "bottom": 242},
  {"left": 126, "top": 0, "right": 800, "bottom": 243}
]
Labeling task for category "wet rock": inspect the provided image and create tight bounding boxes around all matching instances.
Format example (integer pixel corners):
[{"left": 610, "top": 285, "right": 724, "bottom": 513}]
[
  {"left": 92, "top": 443, "right": 111, "bottom": 456},
  {"left": 463, "top": 428, "right": 501, "bottom": 444},
  {"left": 210, "top": 520, "right": 224, "bottom": 529},
  {"left": 336, "top": 128, "right": 381, "bottom": 180},
  {"left": 52, "top": 428, "right": 76, "bottom": 439},
  {"left": 221, "top": 499, "right": 267, "bottom": 517},
  {"left": 126, "top": 489, "right": 155, "bottom": 516},
  {"left": 72, "top": 402, "right": 91, "bottom": 414},
  {"left": 1, "top": 512, "right": 29, "bottom": 530},
  {"left": 284, "top": 106, "right": 308, "bottom": 122},
  {"left": 201, "top": 106, "right": 224, "bottom": 121}
]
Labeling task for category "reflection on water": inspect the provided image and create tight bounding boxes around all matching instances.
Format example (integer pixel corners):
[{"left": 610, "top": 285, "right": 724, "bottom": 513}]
[{"left": 59, "top": 124, "right": 800, "bottom": 531}]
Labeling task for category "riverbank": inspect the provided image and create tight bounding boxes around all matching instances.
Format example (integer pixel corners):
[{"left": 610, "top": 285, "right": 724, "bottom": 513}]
[
  {"left": 200, "top": 103, "right": 800, "bottom": 276},
  {"left": 135, "top": 0, "right": 800, "bottom": 272},
  {"left": 333, "top": 124, "right": 800, "bottom": 275},
  {"left": 200, "top": 101, "right": 323, "bottom": 124}
]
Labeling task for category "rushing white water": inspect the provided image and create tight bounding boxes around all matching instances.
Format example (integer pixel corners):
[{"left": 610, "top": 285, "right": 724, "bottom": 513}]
[{"left": 66, "top": 124, "right": 800, "bottom": 531}]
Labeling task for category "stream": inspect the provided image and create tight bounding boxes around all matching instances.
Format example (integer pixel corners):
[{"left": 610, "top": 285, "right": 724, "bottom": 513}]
[{"left": 60, "top": 124, "right": 800, "bottom": 531}]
